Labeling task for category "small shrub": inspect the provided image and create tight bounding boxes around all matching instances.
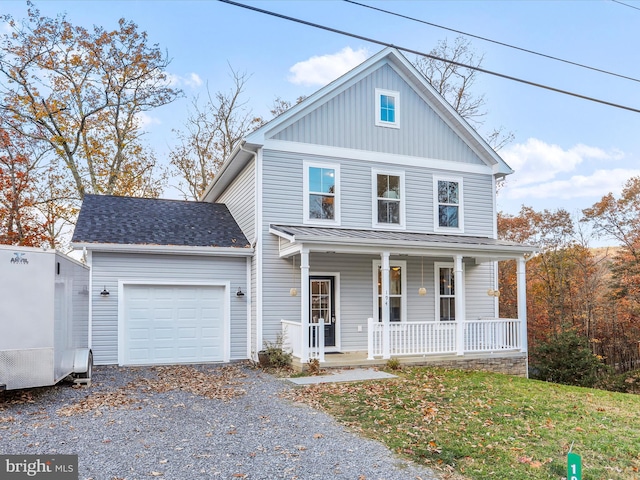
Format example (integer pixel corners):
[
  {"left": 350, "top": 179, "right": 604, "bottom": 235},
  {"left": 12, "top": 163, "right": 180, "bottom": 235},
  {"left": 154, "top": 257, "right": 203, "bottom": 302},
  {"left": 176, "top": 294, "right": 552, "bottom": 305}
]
[
  {"left": 259, "top": 333, "right": 292, "bottom": 369},
  {"left": 306, "top": 358, "right": 321, "bottom": 376},
  {"left": 386, "top": 357, "right": 402, "bottom": 371},
  {"left": 530, "top": 329, "right": 609, "bottom": 388}
]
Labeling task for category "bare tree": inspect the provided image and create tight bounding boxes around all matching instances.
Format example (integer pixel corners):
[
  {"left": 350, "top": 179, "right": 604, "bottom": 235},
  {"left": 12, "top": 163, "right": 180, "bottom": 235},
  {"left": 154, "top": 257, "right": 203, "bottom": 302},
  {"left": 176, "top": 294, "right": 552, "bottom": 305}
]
[
  {"left": 169, "top": 68, "right": 262, "bottom": 200},
  {"left": 413, "top": 36, "right": 513, "bottom": 150}
]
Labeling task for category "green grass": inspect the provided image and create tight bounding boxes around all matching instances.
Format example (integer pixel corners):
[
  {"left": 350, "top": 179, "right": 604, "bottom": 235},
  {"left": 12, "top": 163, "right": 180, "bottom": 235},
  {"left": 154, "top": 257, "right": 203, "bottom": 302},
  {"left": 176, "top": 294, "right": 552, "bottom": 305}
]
[{"left": 286, "top": 367, "right": 640, "bottom": 479}]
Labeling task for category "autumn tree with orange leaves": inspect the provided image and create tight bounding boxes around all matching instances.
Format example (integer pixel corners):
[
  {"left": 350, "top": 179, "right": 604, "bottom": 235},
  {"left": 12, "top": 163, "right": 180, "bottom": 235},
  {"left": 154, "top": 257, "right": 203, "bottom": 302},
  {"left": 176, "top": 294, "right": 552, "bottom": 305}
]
[
  {"left": 0, "top": 3, "right": 179, "bottom": 202},
  {"left": 0, "top": 124, "right": 50, "bottom": 246},
  {"left": 583, "top": 176, "right": 640, "bottom": 370}
]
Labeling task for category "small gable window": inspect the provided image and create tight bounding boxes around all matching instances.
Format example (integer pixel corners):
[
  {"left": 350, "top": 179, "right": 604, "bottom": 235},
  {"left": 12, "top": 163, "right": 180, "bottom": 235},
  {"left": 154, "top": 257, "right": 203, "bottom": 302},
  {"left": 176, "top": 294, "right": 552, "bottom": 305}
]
[
  {"left": 375, "top": 89, "right": 399, "bottom": 128},
  {"left": 434, "top": 176, "right": 464, "bottom": 232},
  {"left": 304, "top": 161, "right": 340, "bottom": 225}
]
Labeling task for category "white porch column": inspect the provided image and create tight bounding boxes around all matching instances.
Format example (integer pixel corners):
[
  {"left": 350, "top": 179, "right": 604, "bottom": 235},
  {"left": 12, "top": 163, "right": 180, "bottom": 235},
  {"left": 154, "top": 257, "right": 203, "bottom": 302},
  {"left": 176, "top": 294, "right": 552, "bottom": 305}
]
[
  {"left": 454, "top": 254, "right": 465, "bottom": 356},
  {"left": 517, "top": 256, "right": 528, "bottom": 354},
  {"left": 381, "top": 251, "right": 391, "bottom": 359},
  {"left": 300, "top": 248, "right": 310, "bottom": 363}
]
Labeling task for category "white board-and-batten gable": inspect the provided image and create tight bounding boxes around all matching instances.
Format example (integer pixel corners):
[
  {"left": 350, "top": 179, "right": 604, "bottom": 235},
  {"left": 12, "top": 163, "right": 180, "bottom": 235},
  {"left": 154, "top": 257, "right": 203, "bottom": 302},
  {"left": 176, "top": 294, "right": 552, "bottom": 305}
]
[{"left": 244, "top": 47, "right": 513, "bottom": 176}]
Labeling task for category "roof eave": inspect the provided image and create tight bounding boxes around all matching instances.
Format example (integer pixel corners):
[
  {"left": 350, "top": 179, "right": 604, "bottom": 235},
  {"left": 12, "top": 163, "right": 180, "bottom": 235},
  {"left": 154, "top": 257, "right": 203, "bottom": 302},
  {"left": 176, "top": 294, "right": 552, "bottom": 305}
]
[{"left": 71, "top": 242, "right": 254, "bottom": 257}]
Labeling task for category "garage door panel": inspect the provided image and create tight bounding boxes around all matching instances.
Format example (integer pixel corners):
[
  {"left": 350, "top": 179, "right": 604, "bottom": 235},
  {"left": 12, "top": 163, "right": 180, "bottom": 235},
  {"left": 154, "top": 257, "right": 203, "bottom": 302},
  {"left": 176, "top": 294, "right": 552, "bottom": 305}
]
[{"left": 123, "top": 284, "right": 226, "bottom": 365}]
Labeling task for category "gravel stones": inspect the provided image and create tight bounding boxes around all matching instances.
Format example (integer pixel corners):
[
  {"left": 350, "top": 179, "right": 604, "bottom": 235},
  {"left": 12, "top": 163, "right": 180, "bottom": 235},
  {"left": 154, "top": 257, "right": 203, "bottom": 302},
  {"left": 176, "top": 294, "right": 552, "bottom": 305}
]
[{"left": 0, "top": 363, "right": 437, "bottom": 480}]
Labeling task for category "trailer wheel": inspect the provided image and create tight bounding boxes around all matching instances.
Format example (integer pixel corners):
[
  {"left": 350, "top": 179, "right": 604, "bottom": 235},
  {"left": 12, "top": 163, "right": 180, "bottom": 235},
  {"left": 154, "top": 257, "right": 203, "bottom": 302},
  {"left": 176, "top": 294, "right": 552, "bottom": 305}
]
[{"left": 73, "top": 350, "right": 93, "bottom": 386}]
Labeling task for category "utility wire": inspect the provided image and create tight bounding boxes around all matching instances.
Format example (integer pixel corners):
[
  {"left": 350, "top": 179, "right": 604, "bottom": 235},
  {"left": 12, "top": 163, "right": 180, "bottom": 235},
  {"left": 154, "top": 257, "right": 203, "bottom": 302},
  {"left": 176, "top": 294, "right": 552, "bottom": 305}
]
[
  {"left": 218, "top": 0, "right": 640, "bottom": 114},
  {"left": 611, "top": 0, "right": 640, "bottom": 11},
  {"left": 345, "top": 0, "right": 640, "bottom": 84}
]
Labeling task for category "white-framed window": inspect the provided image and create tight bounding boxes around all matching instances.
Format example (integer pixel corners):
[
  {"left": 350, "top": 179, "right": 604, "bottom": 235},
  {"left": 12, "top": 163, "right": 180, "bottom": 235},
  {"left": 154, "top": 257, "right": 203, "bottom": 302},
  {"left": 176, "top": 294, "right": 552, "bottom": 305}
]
[
  {"left": 303, "top": 161, "right": 340, "bottom": 225},
  {"left": 375, "top": 88, "right": 400, "bottom": 128},
  {"left": 372, "top": 260, "right": 407, "bottom": 322},
  {"left": 372, "top": 169, "right": 405, "bottom": 229},
  {"left": 433, "top": 175, "right": 464, "bottom": 232},
  {"left": 434, "top": 262, "right": 458, "bottom": 322}
]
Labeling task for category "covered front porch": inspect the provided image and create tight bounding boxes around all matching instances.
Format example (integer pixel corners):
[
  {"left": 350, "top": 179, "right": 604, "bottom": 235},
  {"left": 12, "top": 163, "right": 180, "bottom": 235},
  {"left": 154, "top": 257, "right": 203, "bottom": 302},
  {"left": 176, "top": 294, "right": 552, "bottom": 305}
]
[{"left": 270, "top": 225, "right": 535, "bottom": 373}]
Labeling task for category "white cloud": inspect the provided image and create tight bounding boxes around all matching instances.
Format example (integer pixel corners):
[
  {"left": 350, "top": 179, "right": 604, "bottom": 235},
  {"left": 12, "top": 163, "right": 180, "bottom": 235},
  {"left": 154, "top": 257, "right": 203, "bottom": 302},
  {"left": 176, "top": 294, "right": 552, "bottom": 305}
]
[
  {"left": 501, "top": 138, "right": 622, "bottom": 187},
  {"left": 136, "top": 112, "right": 161, "bottom": 129},
  {"left": 503, "top": 168, "right": 640, "bottom": 200},
  {"left": 165, "top": 72, "right": 203, "bottom": 88},
  {"left": 288, "top": 47, "right": 369, "bottom": 87},
  {"left": 498, "top": 138, "right": 637, "bottom": 205}
]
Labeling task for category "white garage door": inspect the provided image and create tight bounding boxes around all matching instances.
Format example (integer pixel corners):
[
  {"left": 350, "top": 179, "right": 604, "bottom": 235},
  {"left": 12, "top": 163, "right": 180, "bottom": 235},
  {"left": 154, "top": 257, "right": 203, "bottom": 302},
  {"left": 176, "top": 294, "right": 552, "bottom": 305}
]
[{"left": 123, "top": 284, "right": 226, "bottom": 365}]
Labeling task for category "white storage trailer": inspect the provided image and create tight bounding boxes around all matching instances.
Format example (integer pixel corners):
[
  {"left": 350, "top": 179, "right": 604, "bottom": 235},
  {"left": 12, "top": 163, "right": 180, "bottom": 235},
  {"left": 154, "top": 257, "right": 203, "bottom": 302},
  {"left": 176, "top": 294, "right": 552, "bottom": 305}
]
[{"left": 0, "top": 245, "right": 92, "bottom": 390}]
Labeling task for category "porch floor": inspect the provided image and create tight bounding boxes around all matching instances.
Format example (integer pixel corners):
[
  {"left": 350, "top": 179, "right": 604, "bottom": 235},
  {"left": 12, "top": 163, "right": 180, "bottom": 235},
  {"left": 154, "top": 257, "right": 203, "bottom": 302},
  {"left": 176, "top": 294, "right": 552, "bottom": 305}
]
[
  {"left": 292, "top": 350, "right": 528, "bottom": 376},
  {"left": 293, "top": 351, "right": 459, "bottom": 370}
]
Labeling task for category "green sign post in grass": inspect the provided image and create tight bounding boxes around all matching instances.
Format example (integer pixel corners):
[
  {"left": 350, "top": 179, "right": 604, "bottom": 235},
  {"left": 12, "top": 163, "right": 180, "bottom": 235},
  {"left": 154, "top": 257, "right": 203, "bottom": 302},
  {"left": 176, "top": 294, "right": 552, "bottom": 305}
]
[{"left": 568, "top": 452, "right": 582, "bottom": 480}]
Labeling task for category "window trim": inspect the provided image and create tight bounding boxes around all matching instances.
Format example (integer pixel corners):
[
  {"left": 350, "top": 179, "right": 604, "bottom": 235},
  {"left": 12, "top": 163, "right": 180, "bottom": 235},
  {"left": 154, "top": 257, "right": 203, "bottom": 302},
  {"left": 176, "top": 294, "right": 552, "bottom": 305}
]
[
  {"left": 433, "top": 175, "right": 464, "bottom": 233},
  {"left": 375, "top": 88, "right": 400, "bottom": 128},
  {"left": 303, "top": 161, "right": 341, "bottom": 226},
  {"left": 371, "top": 169, "right": 405, "bottom": 230},
  {"left": 372, "top": 259, "right": 407, "bottom": 323}
]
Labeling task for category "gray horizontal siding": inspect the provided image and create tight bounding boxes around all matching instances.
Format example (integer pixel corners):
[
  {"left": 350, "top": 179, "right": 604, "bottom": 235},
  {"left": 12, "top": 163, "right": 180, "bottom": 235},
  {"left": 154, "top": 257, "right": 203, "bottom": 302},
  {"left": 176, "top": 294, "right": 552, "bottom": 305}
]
[
  {"left": 217, "top": 158, "right": 256, "bottom": 242},
  {"left": 272, "top": 63, "right": 485, "bottom": 165},
  {"left": 90, "top": 252, "right": 248, "bottom": 365},
  {"left": 262, "top": 150, "right": 494, "bottom": 236},
  {"left": 464, "top": 262, "right": 497, "bottom": 319}
]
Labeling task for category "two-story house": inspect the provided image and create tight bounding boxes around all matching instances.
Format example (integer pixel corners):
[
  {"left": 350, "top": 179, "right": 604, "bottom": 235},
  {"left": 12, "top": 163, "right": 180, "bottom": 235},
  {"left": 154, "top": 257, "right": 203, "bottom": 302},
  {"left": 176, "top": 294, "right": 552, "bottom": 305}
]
[{"left": 72, "top": 47, "right": 535, "bottom": 375}]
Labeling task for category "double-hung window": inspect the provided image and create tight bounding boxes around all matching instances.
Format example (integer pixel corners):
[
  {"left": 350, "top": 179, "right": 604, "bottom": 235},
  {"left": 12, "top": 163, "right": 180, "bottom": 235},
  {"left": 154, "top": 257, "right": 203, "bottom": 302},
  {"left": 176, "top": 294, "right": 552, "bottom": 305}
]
[
  {"left": 434, "top": 176, "right": 463, "bottom": 232},
  {"left": 304, "top": 161, "right": 340, "bottom": 224},
  {"left": 375, "top": 89, "right": 400, "bottom": 128},
  {"left": 373, "top": 170, "right": 404, "bottom": 228}
]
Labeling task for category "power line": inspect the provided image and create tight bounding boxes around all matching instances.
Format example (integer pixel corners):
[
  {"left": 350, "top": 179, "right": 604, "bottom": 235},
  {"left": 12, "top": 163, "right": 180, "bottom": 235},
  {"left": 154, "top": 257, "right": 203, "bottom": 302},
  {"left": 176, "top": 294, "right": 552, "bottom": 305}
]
[
  {"left": 218, "top": 0, "right": 640, "bottom": 114},
  {"left": 345, "top": 0, "right": 640, "bottom": 84},
  {"left": 611, "top": 0, "right": 640, "bottom": 11}
]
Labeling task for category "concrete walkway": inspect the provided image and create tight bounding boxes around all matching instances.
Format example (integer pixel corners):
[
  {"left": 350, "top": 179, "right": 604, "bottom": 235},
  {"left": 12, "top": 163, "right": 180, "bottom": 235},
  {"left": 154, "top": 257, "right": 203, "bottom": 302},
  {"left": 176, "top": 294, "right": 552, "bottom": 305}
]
[{"left": 287, "top": 367, "right": 397, "bottom": 385}]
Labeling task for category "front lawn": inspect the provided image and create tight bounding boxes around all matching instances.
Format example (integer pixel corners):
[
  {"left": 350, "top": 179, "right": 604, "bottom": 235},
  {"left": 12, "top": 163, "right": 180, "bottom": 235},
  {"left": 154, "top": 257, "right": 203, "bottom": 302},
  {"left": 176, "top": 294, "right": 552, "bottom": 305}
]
[{"left": 285, "top": 367, "right": 640, "bottom": 479}]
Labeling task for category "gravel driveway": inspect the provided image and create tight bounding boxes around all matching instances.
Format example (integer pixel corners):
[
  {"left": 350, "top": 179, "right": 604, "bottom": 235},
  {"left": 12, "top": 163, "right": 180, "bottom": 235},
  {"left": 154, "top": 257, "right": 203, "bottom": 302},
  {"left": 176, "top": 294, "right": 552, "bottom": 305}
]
[{"left": 0, "top": 363, "right": 438, "bottom": 480}]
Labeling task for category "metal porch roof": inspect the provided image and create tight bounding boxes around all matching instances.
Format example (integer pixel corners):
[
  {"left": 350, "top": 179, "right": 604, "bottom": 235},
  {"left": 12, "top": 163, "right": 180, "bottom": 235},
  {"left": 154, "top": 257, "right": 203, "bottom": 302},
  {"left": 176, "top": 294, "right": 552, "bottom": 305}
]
[{"left": 270, "top": 224, "right": 536, "bottom": 258}]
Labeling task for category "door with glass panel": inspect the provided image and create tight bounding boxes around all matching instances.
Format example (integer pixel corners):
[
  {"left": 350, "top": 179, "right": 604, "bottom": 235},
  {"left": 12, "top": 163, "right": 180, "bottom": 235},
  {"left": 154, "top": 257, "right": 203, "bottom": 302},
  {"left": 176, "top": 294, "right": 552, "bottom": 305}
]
[{"left": 309, "top": 276, "right": 336, "bottom": 348}]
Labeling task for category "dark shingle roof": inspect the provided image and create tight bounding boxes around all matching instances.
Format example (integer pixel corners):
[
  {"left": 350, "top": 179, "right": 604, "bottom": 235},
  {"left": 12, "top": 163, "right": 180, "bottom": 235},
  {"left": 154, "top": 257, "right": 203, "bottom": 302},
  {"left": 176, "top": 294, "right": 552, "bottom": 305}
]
[{"left": 72, "top": 195, "right": 250, "bottom": 248}]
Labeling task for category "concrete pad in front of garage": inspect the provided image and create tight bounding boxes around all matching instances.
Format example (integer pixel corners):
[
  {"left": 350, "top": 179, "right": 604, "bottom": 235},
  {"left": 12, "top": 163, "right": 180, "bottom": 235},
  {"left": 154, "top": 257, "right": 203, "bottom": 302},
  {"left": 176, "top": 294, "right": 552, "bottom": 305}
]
[{"left": 286, "top": 368, "right": 397, "bottom": 385}]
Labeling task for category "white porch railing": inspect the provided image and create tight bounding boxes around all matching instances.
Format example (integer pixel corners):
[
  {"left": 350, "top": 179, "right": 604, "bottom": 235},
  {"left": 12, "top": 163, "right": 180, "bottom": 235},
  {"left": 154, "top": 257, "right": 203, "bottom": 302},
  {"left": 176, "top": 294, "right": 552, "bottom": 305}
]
[
  {"left": 465, "top": 318, "right": 521, "bottom": 352},
  {"left": 281, "top": 319, "right": 325, "bottom": 363},
  {"left": 284, "top": 317, "right": 522, "bottom": 362},
  {"left": 368, "top": 317, "right": 522, "bottom": 359}
]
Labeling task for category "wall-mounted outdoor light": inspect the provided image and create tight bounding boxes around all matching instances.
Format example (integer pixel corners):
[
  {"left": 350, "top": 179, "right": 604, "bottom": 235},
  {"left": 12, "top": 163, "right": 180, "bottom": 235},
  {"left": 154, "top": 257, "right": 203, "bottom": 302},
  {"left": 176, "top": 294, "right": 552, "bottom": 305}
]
[
  {"left": 236, "top": 287, "right": 245, "bottom": 297},
  {"left": 100, "top": 286, "right": 110, "bottom": 297}
]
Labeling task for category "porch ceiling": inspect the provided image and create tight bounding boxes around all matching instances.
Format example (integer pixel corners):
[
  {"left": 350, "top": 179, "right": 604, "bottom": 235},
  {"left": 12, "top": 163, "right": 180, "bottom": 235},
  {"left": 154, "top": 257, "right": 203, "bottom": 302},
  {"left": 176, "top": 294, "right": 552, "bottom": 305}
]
[{"left": 270, "top": 224, "right": 537, "bottom": 261}]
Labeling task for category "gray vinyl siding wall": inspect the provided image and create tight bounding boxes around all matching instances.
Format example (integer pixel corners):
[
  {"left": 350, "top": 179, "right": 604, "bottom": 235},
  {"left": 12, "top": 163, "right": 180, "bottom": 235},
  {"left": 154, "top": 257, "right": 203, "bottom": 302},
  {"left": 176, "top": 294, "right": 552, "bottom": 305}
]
[
  {"left": 464, "top": 262, "right": 497, "bottom": 320},
  {"left": 90, "top": 252, "right": 248, "bottom": 365},
  {"left": 259, "top": 149, "right": 497, "bottom": 347},
  {"left": 262, "top": 150, "right": 493, "bottom": 237},
  {"left": 217, "top": 159, "right": 256, "bottom": 242},
  {"left": 272, "top": 63, "right": 485, "bottom": 166}
]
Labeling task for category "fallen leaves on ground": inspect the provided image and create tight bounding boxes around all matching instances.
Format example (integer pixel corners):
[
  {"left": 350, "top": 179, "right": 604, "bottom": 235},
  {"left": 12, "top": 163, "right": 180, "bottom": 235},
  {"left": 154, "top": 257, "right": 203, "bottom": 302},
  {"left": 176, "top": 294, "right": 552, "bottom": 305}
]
[{"left": 56, "top": 364, "right": 247, "bottom": 417}]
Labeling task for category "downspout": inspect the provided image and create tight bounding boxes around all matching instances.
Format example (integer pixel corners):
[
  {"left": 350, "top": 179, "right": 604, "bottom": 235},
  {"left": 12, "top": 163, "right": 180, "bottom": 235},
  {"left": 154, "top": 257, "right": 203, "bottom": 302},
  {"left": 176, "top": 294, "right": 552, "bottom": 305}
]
[{"left": 239, "top": 142, "right": 262, "bottom": 358}]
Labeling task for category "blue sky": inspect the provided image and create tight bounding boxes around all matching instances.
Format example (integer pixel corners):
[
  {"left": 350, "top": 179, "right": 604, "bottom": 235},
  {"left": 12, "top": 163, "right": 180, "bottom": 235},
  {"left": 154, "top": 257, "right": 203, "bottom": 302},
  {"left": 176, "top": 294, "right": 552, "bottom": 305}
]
[{"left": 4, "top": 0, "right": 640, "bottom": 219}]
